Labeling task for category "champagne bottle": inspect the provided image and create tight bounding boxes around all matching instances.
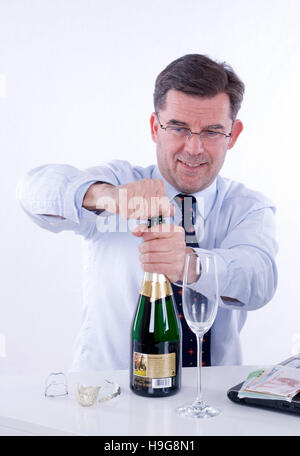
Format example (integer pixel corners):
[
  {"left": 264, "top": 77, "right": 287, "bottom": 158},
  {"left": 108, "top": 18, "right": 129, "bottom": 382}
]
[{"left": 130, "top": 217, "right": 182, "bottom": 397}]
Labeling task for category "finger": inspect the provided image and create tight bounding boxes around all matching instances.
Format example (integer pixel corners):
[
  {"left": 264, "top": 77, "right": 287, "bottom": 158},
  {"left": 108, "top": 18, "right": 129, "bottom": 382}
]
[
  {"left": 139, "top": 238, "right": 177, "bottom": 253},
  {"left": 140, "top": 252, "right": 174, "bottom": 264},
  {"left": 131, "top": 223, "right": 149, "bottom": 237},
  {"left": 131, "top": 220, "right": 174, "bottom": 237},
  {"left": 141, "top": 224, "right": 184, "bottom": 240}
]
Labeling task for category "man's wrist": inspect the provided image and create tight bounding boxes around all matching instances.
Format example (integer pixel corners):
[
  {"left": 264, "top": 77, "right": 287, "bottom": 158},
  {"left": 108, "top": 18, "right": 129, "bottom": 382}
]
[
  {"left": 82, "top": 182, "right": 114, "bottom": 211},
  {"left": 185, "top": 247, "right": 201, "bottom": 284}
]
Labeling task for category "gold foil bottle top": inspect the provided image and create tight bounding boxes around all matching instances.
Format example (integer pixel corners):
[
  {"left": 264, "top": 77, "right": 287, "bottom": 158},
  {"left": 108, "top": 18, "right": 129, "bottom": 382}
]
[{"left": 141, "top": 272, "right": 173, "bottom": 302}]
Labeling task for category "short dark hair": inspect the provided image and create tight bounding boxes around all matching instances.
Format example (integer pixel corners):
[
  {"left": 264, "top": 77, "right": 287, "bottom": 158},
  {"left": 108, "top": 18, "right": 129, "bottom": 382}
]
[{"left": 154, "top": 54, "right": 245, "bottom": 120}]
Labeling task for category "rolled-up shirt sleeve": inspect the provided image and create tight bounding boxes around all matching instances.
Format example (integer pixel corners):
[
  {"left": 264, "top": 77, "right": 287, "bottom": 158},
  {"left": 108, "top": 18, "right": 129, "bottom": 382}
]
[
  {"left": 16, "top": 163, "right": 119, "bottom": 238},
  {"left": 192, "top": 204, "right": 278, "bottom": 311}
]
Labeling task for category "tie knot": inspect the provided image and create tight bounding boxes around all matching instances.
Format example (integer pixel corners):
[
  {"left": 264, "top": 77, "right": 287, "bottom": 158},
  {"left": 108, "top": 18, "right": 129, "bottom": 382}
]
[{"left": 175, "top": 193, "right": 196, "bottom": 203}]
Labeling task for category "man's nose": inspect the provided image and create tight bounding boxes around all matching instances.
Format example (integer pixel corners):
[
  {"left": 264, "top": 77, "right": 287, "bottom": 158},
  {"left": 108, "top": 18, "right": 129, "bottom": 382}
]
[{"left": 184, "top": 133, "right": 205, "bottom": 154}]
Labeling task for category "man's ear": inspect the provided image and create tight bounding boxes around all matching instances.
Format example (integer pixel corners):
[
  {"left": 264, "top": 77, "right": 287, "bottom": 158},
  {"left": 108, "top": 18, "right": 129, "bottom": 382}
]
[
  {"left": 150, "top": 112, "right": 158, "bottom": 143},
  {"left": 228, "top": 119, "right": 243, "bottom": 149}
]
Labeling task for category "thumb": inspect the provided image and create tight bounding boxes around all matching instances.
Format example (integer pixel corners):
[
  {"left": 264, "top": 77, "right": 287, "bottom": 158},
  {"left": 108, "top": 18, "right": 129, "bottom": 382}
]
[{"left": 131, "top": 223, "right": 148, "bottom": 237}]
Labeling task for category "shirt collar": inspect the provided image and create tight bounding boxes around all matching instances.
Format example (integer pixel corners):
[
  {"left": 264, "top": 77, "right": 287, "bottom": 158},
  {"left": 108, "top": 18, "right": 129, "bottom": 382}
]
[{"left": 152, "top": 166, "right": 217, "bottom": 220}]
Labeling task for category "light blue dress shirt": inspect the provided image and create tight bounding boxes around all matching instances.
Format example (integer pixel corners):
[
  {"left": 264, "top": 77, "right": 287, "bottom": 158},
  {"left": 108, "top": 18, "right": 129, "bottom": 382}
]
[{"left": 17, "top": 160, "right": 278, "bottom": 370}]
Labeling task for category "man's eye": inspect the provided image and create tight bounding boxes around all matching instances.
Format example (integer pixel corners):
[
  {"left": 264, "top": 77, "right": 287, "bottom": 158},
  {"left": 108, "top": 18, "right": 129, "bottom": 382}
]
[
  {"left": 168, "top": 127, "right": 188, "bottom": 135},
  {"left": 204, "top": 130, "right": 219, "bottom": 137}
]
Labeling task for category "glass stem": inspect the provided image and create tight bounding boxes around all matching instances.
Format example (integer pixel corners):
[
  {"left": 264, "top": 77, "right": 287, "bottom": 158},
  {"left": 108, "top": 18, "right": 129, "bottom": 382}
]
[{"left": 196, "top": 334, "right": 203, "bottom": 403}]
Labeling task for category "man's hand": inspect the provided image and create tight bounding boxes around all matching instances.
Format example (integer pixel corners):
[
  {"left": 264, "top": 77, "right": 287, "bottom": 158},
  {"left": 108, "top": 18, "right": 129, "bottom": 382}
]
[
  {"left": 83, "top": 179, "right": 174, "bottom": 219},
  {"left": 132, "top": 223, "right": 187, "bottom": 283}
]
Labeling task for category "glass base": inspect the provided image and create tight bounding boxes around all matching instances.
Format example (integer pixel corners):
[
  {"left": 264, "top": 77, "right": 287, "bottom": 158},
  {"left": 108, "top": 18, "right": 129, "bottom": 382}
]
[{"left": 176, "top": 400, "right": 221, "bottom": 419}]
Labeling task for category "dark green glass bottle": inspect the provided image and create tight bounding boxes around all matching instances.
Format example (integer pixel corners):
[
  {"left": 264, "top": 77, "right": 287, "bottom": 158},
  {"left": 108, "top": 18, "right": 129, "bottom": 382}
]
[{"left": 130, "top": 270, "right": 182, "bottom": 397}]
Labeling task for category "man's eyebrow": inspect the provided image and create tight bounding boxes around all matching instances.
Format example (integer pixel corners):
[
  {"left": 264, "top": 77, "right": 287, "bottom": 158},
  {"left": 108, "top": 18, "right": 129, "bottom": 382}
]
[
  {"left": 166, "top": 119, "right": 189, "bottom": 126},
  {"left": 205, "top": 124, "right": 226, "bottom": 130},
  {"left": 166, "top": 119, "right": 226, "bottom": 130}
]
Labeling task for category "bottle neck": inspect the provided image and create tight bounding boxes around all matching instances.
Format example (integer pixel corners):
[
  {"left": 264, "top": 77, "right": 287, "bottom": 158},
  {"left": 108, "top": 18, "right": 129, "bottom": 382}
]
[{"left": 143, "top": 272, "right": 169, "bottom": 284}]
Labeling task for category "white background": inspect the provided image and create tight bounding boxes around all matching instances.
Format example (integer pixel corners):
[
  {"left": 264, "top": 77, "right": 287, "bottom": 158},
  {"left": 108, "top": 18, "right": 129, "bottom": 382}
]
[{"left": 0, "top": 0, "right": 300, "bottom": 375}]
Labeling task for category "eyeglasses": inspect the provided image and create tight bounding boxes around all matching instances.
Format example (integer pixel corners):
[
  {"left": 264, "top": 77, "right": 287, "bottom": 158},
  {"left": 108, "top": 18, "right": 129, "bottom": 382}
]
[{"left": 156, "top": 113, "right": 232, "bottom": 145}]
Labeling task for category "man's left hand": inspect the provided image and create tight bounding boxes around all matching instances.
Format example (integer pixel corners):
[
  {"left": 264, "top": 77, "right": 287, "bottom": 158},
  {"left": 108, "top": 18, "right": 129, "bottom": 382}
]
[{"left": 132, "top": 223, "right": 187, "bottom": 283}]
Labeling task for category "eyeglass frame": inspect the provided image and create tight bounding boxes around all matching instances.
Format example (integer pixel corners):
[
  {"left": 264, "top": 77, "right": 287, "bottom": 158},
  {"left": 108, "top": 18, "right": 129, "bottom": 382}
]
[{"left": 155, "top": 112, "right": 233, "bottom": 143}]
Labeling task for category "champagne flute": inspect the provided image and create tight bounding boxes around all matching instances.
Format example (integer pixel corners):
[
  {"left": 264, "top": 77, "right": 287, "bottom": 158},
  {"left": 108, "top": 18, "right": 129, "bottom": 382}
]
[{"left": 176, "top": 251, "right": 220, "bottom": 418}]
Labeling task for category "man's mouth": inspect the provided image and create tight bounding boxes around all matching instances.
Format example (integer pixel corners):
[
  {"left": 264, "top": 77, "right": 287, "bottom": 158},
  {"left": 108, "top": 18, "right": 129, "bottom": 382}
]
[{"left": 178, "top": 159, "right": 207, "bottom": 169}]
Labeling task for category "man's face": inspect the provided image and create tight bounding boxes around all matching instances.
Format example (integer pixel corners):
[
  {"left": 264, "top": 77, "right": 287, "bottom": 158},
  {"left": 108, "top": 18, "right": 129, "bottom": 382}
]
[{"left": 150, "top": 89, "right": 243, "bottom": 193}]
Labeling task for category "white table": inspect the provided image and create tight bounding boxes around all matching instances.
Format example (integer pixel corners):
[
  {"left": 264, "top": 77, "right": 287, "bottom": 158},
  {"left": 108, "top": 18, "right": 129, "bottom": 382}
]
[{"left": 0, "top": 365, "right": 299, "bottom": 436}]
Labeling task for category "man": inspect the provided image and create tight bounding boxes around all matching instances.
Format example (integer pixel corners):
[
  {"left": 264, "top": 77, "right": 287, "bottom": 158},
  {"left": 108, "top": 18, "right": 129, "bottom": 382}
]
[{"left": 17, "top": 54, "right": 278, "bottom": 371}]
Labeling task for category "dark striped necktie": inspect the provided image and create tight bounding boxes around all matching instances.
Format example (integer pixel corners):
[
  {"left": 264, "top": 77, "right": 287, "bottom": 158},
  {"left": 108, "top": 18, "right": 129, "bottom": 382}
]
[{"left": 172, "top": 194, "right": 211, "bottom": 367}]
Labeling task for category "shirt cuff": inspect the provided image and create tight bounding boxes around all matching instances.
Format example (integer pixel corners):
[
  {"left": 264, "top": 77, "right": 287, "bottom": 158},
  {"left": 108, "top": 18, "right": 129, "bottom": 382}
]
[{"left": 63, "top": 175, "right": 116, "bottom": 223}]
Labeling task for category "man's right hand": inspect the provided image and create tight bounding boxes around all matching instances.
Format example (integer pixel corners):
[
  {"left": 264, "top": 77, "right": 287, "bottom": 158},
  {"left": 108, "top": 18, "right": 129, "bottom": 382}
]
[{"left": 82, "top": 179, "right": 174, "bottom": 219}]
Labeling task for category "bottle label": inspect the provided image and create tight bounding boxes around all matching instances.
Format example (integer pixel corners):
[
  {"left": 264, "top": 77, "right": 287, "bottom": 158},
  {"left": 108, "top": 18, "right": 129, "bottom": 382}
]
[{"left": 133, "top": 352, "right": 176, "bottom": 388}]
